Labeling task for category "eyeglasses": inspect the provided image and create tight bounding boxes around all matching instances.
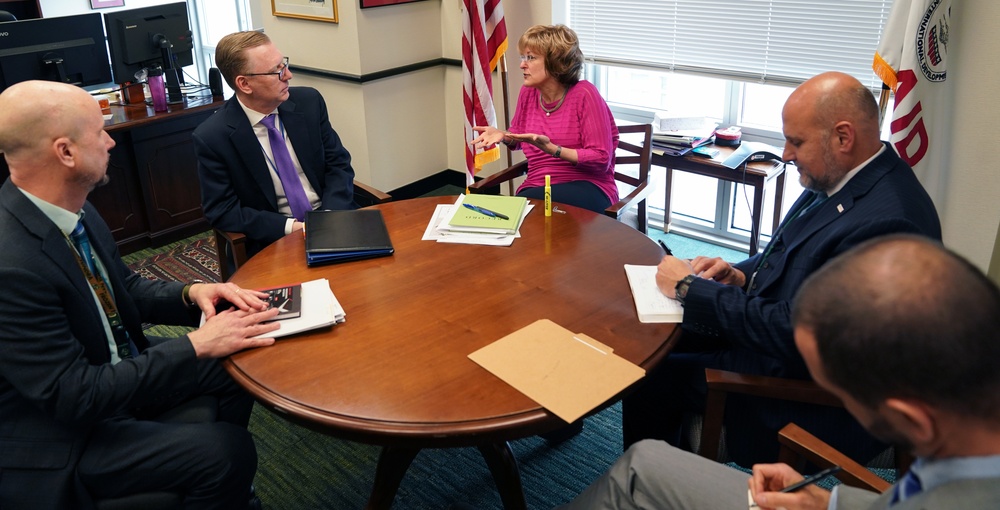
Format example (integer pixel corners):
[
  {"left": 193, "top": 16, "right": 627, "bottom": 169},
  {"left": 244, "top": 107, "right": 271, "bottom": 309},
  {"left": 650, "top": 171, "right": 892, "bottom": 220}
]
[
  {"left": 244, "top": 57, "right": 290, "bottom": 79},
  {"left": 519, "top": 54, "right": 538, "bottom": 63}
]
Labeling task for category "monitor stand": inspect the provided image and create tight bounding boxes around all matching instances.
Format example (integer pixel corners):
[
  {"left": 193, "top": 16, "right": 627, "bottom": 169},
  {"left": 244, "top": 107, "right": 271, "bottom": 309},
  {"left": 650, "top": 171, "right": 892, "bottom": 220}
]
[{"left": 163, "top": 67, "right": 183, "bottom": 103}]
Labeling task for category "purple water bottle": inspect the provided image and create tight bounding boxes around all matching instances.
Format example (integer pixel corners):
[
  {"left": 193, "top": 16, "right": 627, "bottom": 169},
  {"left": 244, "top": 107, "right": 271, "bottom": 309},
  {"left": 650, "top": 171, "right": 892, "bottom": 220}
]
[{"left": 148, "top": 67, "right": 168, "bottom": 112}]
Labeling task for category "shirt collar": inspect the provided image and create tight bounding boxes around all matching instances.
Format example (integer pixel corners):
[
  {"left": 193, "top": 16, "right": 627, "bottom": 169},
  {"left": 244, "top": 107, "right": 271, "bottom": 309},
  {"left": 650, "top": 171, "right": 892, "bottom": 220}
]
[
  {"left": 236, "top": 96, "right": 279, "bottom": 127},
  {"left": 910, "top": 455, "right": 1000, "bottom": 494},
  {"left": 17, "top": 188, "right": 82, "bottom": 236},
  {"left": 824, "top": 144, "right": 886, "bottom": 197}
]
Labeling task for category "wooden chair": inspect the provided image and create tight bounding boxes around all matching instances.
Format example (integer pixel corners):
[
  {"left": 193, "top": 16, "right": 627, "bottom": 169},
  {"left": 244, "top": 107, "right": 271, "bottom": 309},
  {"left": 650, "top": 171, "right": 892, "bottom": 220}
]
[
  {"left": 777, "top": 423, "right": 892, "bottom": 493},
  {"left": 468, "top": 123, "right": 654, "bottom": 234},
  {"left": 213, "top": 180, "right": 391, "bottom": 282},
  {"left": 698, "top": 368, "right": 912, "bottom": 476}
]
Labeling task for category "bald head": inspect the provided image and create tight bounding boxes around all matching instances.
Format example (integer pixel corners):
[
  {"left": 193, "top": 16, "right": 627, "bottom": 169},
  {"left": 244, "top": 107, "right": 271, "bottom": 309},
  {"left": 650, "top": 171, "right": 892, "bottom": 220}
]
[
  {"left": 781, "top": 72, "right": 885, "bottom": 192},
  {"left": 793, "top": 235, "right": 1000, "bottom": 421},
  {"left": 0, "top": 80, "right": 114, "bottom": 210},
  {"left": 0, "top": 81, "right": 97, "bottom": 160},
  {"left": 785, "top": 72, "right": 882, "bottom": 149}
]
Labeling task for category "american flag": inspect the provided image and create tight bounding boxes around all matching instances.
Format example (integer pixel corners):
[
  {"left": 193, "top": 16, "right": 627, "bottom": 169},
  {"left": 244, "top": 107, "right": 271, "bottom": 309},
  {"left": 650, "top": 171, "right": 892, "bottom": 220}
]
[{"left": 462, "top": 0, "right": 507, "bottom": 187}]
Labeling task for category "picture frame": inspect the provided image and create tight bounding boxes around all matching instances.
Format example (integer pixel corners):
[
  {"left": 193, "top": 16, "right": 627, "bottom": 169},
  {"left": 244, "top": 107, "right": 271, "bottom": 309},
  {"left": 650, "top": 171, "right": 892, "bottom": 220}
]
[
  {"left": 360, "top": 0, "right": 428, "bottom": 8},
  {"left": 91, "top": 0, "right": 125, "bottom": 8},
  {"left": 272, "top": 0, "right": 338, "bottom": 23}
]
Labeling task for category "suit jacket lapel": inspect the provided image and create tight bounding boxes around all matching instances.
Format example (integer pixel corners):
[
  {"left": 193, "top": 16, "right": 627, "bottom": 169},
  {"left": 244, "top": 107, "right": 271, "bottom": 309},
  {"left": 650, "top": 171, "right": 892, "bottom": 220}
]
[
  {"left": 278, "top": 97, "right": 323, "bottom": 193},
  {"left": 223, "top": 99, "right": 280, "bottom": 207},
  {"left": 0, "top": 183, "right": 107, "bottom": 331}
]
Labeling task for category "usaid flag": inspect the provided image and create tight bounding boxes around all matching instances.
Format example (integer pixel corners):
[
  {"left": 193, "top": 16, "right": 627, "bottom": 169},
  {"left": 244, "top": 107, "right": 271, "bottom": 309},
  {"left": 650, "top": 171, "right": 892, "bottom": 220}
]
[{"left": 873, "top": 0, "right": 952, "bottom": 205}]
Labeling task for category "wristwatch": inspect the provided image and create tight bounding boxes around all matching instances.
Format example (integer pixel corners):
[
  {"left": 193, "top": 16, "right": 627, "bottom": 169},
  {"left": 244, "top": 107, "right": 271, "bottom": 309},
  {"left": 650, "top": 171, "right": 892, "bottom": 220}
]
[{"left": 674, "top": 274, "right": 697, "bottom": 304}]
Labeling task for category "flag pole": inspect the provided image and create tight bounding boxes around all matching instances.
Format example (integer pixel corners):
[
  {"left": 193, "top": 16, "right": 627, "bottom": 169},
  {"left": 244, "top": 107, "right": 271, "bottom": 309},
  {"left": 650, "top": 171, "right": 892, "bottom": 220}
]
[
  {"left": 877, "top": 83, "right": 891, "bottom": 128},
  {"left": 499, "top": 51, "right": 515, "bottom": 196}
]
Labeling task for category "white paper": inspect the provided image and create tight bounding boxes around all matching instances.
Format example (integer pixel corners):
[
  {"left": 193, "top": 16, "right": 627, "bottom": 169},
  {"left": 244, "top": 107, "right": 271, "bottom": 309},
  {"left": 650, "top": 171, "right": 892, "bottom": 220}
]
[
  {"left": 623, "top": 265, "right": 684, "bottom": 323},
  {"left": 423, "top": 203, "right": 533, "bottom": 246},
  {"left": 199, "top": 278, "right": 342, "bottom": 339}
]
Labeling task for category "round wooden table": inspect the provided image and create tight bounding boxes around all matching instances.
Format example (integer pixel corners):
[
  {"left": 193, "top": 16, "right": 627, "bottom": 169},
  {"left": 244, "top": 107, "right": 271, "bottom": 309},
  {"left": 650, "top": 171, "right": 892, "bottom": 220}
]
[{"left": 224, "top": 196, "right": 678, "bottom": 509}]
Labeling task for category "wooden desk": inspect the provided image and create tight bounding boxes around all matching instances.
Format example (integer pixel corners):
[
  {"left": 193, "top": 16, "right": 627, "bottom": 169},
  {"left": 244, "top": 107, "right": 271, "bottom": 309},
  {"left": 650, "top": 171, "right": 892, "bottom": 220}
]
[
  {"left": 0, "top": 93, "right": 224, "bottom": 254},
  {"left": 653, "top": 144, "right": 787, "bottom": 255},
  {"left": 225, "top": 196, "right": 678, "bottom": 509}
]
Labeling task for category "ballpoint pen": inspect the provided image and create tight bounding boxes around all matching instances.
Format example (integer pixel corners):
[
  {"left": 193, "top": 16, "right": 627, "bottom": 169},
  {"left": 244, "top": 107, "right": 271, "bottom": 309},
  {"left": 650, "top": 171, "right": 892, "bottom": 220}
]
[
  {"left": 463, "top": 203, "right": 509, "bottom": 220},
  {"left": 658, "top": 239, "right": 673, "bottom": 256}
]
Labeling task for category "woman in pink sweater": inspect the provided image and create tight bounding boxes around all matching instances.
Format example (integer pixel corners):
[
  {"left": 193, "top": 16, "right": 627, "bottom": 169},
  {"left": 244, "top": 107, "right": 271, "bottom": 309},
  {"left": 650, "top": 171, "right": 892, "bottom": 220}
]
[{"left": 472, "top": 24, "right": 619, "bottom": 213}]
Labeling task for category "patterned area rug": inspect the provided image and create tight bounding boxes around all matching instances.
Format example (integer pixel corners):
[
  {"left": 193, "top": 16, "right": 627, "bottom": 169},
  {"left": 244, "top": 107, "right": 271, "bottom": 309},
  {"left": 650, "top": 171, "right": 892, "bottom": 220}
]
[{"left": 126, "top": 233, "right": 222, "bottom": 284}]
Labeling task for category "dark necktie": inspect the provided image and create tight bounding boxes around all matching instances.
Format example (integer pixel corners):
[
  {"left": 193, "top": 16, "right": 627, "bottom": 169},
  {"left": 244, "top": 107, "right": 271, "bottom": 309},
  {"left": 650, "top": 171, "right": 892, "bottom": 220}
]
[
  {"left": 261, "top": 114, "right": 311, "bottom": 221},
  {"left": 70, "top": 220, "right": 136, "bottom": 360},
  {"left": 70, "top": 220, "right": 99, "bottom": 275},
  {"left": 890, "top": 470, "right": 922, "bottom": 505},
  {"left": 756, "top": 191, "right": 826, "bottom": 264}
]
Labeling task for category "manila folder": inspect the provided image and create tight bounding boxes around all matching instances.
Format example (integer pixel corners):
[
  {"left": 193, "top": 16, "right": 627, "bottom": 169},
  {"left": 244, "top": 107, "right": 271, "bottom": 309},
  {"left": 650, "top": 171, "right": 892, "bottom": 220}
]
[{"left": 468, "top": 319, "right": 645, "bottom": 423}]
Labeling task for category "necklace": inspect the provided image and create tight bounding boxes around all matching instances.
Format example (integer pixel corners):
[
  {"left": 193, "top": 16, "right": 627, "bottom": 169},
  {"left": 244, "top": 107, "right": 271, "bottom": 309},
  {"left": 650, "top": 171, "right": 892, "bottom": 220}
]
[{"left": 539, "top": 92, "right": 566, "bottom": 117}]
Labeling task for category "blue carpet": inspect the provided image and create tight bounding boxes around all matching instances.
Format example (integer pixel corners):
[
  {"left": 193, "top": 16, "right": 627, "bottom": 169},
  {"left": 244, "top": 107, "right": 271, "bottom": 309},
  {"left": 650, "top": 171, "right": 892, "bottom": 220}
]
[{"left": 249, "top": 403, "right": 625, "bottom": 509}]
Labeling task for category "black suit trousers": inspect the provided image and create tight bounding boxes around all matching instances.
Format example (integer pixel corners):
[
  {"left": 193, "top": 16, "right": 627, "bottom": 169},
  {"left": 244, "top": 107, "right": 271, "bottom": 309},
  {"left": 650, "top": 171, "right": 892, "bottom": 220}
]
[{"left": 77, "top": 353, "right": 256, "bottom": 510}]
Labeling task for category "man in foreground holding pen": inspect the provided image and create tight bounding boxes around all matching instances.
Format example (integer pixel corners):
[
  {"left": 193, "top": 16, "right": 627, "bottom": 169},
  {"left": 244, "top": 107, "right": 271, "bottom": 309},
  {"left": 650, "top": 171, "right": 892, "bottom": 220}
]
[
  {"left": 623, "top": 72, "right": 941, "bottom": 465},
  {"left": 559, "top": 235, "right": 1000, "bottom": 509}
]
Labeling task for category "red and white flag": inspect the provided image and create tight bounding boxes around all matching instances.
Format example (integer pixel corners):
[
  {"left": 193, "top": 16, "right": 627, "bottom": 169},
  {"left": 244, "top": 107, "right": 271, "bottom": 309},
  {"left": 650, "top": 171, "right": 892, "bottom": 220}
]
[
  {"left": 462, "top": 0, "right": 507, "bottom": 187},
  {"left": 873, "top": 0, "right": 952, "bottom": 204}
]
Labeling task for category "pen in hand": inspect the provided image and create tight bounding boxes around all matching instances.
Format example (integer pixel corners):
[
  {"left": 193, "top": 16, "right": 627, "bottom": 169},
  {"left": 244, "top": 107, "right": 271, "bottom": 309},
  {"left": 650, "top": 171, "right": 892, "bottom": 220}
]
[
  {"left": 463, "top": 203, "right": 510, "bottom": 220},
  {"left": 749, "top": 466, "right": 842, "bottom": 508}
]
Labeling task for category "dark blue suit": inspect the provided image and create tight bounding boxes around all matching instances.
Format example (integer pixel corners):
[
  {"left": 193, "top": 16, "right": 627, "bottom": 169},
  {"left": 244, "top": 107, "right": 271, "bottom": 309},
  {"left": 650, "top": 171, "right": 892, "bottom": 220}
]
[
  {"left": 193, "top": 87, "right": 356, "bottom": 258},
  {"left": 623, "top": 144, "right": 942, "bottom": 465},
  {"left": 0, "top": 180, "right": 255, "bottom": 509}
]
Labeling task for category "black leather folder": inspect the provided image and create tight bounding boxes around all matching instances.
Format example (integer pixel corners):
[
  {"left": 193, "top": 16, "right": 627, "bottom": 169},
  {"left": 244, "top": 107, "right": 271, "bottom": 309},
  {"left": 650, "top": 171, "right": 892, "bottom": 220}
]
[{"left": 304, "top": 210, "right": 394, "bottom": 266}]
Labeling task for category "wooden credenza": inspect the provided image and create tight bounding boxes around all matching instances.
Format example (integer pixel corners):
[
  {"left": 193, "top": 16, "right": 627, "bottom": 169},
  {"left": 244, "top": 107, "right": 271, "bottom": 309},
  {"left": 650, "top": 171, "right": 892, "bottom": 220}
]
[{"left": 1, "top": 93, "right": 224, "bottom": 254}]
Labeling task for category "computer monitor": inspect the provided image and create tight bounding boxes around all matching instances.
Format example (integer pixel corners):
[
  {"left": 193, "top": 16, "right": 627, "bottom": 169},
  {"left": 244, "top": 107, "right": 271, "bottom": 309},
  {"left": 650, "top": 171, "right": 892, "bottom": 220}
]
[
  {"left": 104, "top": 1, "right": 193, "bottom": 102},
  {"left": 0, "top": 13, "right": 113, "bottom": 94}
]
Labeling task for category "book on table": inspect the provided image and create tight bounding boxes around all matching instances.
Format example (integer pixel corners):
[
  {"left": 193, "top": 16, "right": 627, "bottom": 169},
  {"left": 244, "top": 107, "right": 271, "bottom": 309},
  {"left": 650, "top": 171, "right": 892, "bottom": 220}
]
[
  {"left": 443, "top": 194, "right": 528, "bottom": 235},
  {"left": 304, "top": 209, "right": 394, "bottom": 267}
]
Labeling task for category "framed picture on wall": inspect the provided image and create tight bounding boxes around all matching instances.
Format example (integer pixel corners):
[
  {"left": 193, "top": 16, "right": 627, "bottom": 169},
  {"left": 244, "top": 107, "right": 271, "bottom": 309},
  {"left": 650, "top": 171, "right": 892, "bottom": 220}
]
[
  {"left": 360, "top": 0, "right": 428, "bottom": 8},
  {"left": 272, "top": 0, "right": 338, "bottom": 23},
  {"left": 91, "top": 0, "right": 125, "bottom": 8}
]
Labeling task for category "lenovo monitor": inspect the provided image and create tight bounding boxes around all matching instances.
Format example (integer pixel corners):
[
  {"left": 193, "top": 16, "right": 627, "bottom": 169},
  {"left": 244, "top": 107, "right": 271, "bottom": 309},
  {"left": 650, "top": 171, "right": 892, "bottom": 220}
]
[
  {"left": 104, "top": 2, "right": 193, "bottom": 102},
  {"left": 0, "top": 13, "right": 113, "bottom": 94}
]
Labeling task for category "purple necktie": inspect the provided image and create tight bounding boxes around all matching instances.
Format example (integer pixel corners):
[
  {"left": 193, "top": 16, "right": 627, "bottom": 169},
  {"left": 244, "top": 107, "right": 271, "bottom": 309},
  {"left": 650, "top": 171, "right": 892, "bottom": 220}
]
[{"left": 261, "top": 114, "right": 311, "bottom": 221}]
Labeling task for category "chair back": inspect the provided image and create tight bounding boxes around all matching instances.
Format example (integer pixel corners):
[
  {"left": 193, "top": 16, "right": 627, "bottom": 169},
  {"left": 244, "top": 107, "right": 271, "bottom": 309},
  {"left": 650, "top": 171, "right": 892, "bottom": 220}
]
[{"left": 605, "top": 123, "right": 654, "bottom": 233}]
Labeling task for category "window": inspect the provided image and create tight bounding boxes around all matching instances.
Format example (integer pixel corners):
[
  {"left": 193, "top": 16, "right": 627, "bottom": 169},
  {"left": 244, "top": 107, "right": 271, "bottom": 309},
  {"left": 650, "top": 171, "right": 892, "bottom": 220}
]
[
  {"left": 569, "top": 0, "right": 892, "bottom": 251},
  {"left": 186, "top": 0, "right": 253, "bottom": 91}
]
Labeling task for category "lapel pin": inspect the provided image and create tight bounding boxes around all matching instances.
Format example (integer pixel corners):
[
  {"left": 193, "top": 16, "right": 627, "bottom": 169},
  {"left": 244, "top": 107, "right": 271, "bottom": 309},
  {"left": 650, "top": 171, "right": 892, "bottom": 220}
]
[{"left": 837, "top": 204, "right": 844, "bottom": 213}]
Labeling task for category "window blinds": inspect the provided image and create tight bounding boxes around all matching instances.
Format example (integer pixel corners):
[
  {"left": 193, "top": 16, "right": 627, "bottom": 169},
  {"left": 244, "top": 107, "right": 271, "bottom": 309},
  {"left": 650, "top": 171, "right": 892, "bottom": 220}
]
[{"left": 569, "top": 0, "right": 893, "bottom": 90}]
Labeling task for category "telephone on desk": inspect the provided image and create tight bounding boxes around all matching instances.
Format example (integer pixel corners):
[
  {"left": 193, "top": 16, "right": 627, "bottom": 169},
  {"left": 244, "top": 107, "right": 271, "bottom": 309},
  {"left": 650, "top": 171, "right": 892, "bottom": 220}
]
[{"left": 721, "top": 141, "right": 784, "bottom": 169}]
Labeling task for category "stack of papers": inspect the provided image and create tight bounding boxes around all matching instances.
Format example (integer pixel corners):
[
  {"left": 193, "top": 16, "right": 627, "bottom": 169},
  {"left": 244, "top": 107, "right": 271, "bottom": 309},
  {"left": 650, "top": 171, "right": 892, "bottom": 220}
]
[
  {"left": 423, "top": 194, "right": 533, "bottom": 246},
  {"left": 651, "top": 114, "right": 719, "bottom": 156},
  {"left": 201, "top": 278, "right": 345, "bottom": 339}
]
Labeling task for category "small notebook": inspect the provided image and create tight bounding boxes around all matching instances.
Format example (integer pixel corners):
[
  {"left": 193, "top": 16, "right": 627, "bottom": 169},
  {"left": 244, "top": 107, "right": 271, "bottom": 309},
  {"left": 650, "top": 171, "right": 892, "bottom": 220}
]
[
  {"left": 623, "top": 264, "right": 684, "bottom": 323},
  {"left": 446, "top": 194, "right": 528, "bottom": 235},
  {"left": 304, "top": 209, "right": 394, "bottom": 266}
]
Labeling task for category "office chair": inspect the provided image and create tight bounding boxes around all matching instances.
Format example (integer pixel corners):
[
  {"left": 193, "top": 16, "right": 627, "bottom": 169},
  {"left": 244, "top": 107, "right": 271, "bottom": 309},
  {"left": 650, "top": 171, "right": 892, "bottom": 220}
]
[
  {"left": 213, "top": 180, "right": 391, "bottom": 281},
  {"left": 697, "top": 368, "right": 912, "bottom": 477},
  {"left": 0, "top": 10, "right": 16, "bottom": 21},
  {"left": 468, "top": 123, "right": 654, "bottom": 234}
]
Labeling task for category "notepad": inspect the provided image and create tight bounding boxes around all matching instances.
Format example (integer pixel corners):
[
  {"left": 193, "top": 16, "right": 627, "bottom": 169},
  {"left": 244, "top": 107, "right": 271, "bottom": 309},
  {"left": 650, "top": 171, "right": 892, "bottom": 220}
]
[
  {"left": 304, "top": 209, "right": 394, "bottom": 267},
  {"left": 623, "top": 264, "right": 684, "bottom": 323},
  {"left": 445, "top": 194, "right": 528, "bottom": 235}
]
